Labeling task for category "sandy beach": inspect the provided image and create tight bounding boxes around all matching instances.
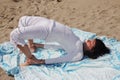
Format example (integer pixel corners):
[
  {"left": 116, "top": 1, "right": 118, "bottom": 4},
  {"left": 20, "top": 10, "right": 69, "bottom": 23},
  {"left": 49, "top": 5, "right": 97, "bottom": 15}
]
[{"left": 0, "top": 0, "right": 120, "bottom": 80}]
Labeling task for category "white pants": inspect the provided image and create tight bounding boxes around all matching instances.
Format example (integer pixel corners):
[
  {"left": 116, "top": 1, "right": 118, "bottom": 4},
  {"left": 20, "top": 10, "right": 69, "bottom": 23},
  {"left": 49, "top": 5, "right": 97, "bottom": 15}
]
[{"left": 10, "top": 16, "right": 70, "bottom": 47}]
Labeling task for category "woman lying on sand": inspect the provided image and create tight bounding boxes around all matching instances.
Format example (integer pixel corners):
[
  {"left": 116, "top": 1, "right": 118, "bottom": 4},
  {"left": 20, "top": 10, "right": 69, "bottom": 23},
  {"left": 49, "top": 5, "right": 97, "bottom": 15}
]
[{"left": 10, "top": 16, "right": 110, "bottom": 66}]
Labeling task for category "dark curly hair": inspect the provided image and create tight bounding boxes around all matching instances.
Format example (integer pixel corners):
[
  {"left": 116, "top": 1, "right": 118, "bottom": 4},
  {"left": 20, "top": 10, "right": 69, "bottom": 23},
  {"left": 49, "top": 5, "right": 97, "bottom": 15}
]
[{"left": 84, "top": 39, "right": 110, "bottom": 59}]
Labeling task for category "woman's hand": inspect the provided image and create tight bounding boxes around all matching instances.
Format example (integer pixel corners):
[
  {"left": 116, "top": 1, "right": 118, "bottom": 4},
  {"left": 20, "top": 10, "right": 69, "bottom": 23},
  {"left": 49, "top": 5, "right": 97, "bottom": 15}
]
[{"left": 38, "top": 59, "right": 45, "bottom": 64}]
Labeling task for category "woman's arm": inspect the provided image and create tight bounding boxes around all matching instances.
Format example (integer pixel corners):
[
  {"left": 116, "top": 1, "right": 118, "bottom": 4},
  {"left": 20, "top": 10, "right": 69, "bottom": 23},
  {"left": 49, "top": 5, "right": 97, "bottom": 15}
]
[{"left": 34, "top": 43, "right": 63, "bottom": 49}]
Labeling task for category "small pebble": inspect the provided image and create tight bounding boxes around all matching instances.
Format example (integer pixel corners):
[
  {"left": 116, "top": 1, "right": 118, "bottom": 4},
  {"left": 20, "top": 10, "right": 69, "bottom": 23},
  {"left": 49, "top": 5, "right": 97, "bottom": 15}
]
[
  {"left": 12, "top": 0, "right": 21, "bottom": 2},
  {"left": 57, "top": 0, "right": 62, "bottom": 2}
]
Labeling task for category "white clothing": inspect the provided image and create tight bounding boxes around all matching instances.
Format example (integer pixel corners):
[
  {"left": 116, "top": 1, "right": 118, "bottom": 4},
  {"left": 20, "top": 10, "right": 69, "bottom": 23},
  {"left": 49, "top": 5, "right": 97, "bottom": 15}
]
[
  {"left": 10, "top": 16, "right": 83, "bottom": 64},
  {"left": 10, "top": 16, "right": 53, "bottom": 46}
]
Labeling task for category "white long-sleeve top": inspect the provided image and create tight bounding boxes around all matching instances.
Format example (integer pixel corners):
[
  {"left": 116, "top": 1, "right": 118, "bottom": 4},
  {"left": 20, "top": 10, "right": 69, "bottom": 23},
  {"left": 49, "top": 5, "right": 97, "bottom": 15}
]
[{"left": 44, "top": 20, "right": 84, "bottom": 64}]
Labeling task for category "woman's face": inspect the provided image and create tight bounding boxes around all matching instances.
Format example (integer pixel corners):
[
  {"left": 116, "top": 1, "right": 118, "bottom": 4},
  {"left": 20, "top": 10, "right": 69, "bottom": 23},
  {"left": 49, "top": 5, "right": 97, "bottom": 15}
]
[{"left": 85, "top": 39, "right": 96, "bottom": 50}]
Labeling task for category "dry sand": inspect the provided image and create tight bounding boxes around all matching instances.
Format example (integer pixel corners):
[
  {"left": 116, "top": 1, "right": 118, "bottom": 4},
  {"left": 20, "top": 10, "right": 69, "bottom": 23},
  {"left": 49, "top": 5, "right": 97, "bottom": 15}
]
[{"left": 0, "top": 0, "right": 120, "bottom": 80}]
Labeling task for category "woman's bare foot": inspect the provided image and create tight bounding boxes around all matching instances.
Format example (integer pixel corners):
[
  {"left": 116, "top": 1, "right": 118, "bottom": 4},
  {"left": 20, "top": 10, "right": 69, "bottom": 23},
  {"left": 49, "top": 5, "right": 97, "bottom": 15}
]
[
  {"left": 27, "top": 58, "right": 39, "bottom": 65},
  {"left": 27, "top": 58, "right": 45, "bottom": 65},
  {"left": 20, "top": 60, "right": 30, "bottom": 66},
  {"left": 20, "top": 59, "right": 40, "bottom": 66},
  {"left": 20, "top": 55, "right": 38, "bottom": 66}
]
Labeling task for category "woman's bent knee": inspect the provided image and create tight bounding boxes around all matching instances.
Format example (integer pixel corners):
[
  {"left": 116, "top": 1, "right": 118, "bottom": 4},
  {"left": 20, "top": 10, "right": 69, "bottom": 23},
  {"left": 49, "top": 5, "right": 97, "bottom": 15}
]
[
  {"left": 10, "top": 29, "right": 18, "bottom": 41},
  {"left": 10, "top": 28, "right": 26, "bottom": 46}
]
